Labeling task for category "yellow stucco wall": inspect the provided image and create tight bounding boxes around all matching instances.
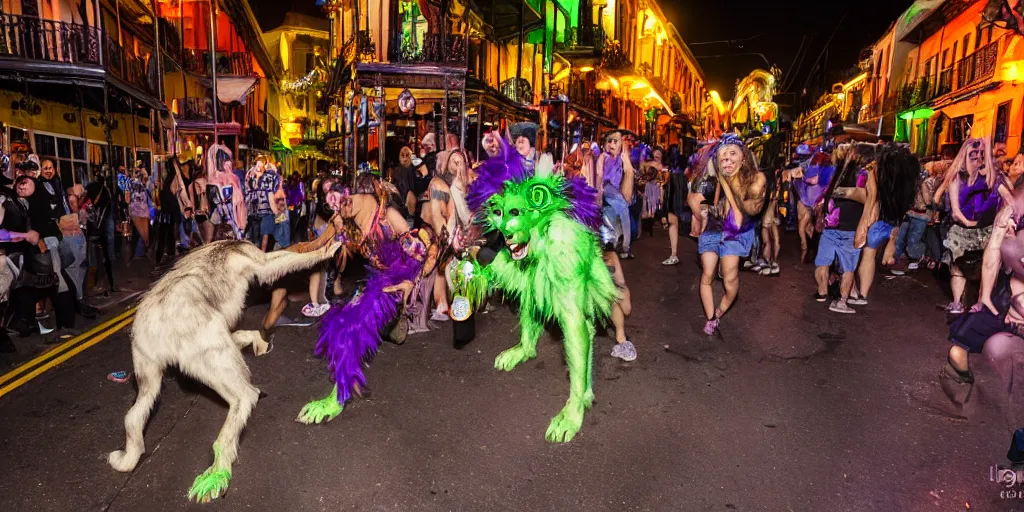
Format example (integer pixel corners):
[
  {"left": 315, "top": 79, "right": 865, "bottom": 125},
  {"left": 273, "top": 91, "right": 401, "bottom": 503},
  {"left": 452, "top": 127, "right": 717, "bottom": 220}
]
[{"left": 0, "top": 89, "right": 152, "bottom": 149}]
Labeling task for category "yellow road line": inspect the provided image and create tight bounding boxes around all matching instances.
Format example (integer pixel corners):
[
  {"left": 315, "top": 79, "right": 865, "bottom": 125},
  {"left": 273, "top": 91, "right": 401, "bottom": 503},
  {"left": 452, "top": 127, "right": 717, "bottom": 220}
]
[
  {"left": 0, "top": 307, "right": 136, "bottom": 388},
  {"left": 0, "top": 315, "right": 135, "bottom": 399}
]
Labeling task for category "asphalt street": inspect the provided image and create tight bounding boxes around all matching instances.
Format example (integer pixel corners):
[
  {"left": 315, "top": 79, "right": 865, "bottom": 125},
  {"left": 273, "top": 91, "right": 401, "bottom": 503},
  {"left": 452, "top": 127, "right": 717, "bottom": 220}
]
[{"left": 0, "top": 228, "right": 1018, "bottom": 511}]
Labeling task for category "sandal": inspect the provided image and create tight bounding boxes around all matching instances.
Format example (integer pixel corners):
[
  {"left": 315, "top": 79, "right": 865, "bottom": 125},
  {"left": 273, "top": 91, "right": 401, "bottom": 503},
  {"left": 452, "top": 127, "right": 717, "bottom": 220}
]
[
  {"left": 662, "top": 256, "right": 680, "bottom": 266},
  {"left": 301, "top": 303, "right": 330, "bottom": 318}
]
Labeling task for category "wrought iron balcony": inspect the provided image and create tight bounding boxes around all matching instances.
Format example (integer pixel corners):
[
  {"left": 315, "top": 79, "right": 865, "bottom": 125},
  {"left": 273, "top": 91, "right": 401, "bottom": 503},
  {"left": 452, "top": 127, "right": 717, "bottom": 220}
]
[
  {"left": 500, "top": 77, "right": 533, "bottom": 104},
  {"left": 555, "top": 25, "right": 605, "bottom": 57},
  {"left": 0, "top": 13, "right": 100, "bottom": 65},
  {"left": 177, "top": 96, "right": 213, "bottom": 122},
  {"left": 104, "top": 36, "right": 154, "bottom": 95},
  {"left": 181, "top": 50, "right": 253, "bottom": 76},
  {"left": 386, "top": 33, "right": 467, "bottom": 67},
  {"left": 176, "top": 96, "right": 247, "bottom": 125},
  {"left": 956, "top": 41, "right": 998, "bottom": 90}
]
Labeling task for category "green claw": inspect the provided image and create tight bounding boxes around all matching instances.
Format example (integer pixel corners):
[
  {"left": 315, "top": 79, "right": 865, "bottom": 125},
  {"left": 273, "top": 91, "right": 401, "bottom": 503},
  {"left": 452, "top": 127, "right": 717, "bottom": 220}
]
[
  {"left": 188, "top": 466, "right": 231, "bottom": 503},
  {"left": 296, "top": 386, "right": 344, "bottom": 424},
  {"left": 494, "top": 345, "right": 535, "bottom": 371},
  {"left": 544, "top": 400, "right": 585, "bottom": 443}
]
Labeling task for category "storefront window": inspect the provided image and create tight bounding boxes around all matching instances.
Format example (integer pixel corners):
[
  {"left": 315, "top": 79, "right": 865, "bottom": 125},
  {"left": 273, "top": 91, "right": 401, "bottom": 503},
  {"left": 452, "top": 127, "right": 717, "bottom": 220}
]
[{"left": 995, "top": 101, "right": 1011, "bottom": 144}]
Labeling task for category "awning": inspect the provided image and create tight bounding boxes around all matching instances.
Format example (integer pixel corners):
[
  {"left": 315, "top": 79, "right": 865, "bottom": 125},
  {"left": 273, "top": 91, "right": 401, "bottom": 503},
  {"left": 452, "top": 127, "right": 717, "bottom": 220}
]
[{"left": 216, "top": 77, "right": 257, "bottom": 104}]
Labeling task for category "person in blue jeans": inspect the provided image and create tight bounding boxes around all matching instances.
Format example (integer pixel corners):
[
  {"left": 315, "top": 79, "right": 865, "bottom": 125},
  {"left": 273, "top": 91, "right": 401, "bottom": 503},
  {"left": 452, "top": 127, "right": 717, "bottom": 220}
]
[
  {"left": 697, "top": 135, "right": 766, "bottom": 335},
  {"left": 891, "top": 213, "right": 928, "bottom": 273},
  {"left": 595, "top": 130, "right": 635, "bottom": 259}
]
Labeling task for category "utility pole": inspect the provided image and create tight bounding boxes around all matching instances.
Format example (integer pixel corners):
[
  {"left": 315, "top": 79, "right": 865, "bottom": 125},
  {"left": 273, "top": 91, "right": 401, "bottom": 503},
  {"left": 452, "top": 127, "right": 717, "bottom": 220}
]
[{"left": 209, "top": 0, "right": 218, "bottom": 144}]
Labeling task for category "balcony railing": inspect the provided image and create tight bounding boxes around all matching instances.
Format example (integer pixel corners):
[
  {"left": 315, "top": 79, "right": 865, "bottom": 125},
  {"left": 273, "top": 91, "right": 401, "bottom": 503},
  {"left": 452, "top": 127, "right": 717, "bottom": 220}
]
[
  {"left": 105, "top": 36, "right": 153, "bottom": 95},
  {"left": 181, "top": 50, "right": 253, "bottom": 76},
  {"left": 555, "top": 25, "right": 605, "bottom": 56},
  {"left": 386, "top": 33, "right": 467, "bottom": 67},
  {"left": 0, "top": 13, "right": 100, "bottom": 65},
  {"left": 178, "top": 97, "right": 213, "bottom": 122},
  {"left": 500, "top": 77, "right": 533, "bottom": 105},
  {"left": 956, "top": 41, "right": 999, "bottom": 90}
]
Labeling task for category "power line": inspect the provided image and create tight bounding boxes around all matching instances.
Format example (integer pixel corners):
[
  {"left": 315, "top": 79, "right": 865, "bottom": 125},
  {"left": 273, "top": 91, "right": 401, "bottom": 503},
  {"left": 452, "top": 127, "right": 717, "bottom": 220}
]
[
  {"left": 781, "top": 34, "right": 809, "bottom": 93},
  {"left": 688, "top": 34, "right": 762, "bottom": 47},
  {"left": 800, "top": 10, "right": 849, "bottom": 95}
]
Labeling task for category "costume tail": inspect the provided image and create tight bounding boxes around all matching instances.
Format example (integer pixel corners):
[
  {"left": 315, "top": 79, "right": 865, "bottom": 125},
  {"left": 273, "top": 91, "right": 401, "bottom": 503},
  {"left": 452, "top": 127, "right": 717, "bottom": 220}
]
[{"left": 315, "top": 271, "right": 400, "bottom": 403}]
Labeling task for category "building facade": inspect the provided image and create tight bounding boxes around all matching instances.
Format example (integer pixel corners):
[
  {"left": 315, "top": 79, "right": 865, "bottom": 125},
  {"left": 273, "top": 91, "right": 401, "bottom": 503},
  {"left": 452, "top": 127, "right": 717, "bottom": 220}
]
[
  {"left": 316, "top": 0, "right": 707, "bottom": 170},
  {"left": 0, "top": 0, "right": 276, "bottom": 183}
]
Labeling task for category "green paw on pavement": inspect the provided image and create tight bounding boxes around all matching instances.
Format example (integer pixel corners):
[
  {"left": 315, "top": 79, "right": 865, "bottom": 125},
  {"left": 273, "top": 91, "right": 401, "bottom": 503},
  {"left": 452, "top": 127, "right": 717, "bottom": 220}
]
[
  {"left": 188, "top": 467, "right": 231, "bottom": 503},
  {"left": 296, "top": 387, "right": 343, "bottom": 424}
]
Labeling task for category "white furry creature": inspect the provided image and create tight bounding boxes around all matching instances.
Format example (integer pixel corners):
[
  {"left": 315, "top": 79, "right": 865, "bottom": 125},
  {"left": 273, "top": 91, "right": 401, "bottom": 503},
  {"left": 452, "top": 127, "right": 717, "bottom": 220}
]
[{"left": 108, "top": 239, "right": 341, "bottom": 502}]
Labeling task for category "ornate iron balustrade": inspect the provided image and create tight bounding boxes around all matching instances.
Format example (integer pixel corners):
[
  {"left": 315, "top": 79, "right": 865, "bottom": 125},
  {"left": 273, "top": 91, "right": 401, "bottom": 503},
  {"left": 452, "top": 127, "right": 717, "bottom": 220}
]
[
  {"left": 0, "top": 13, "right": 100, "bottom": 65},
  {"left": 180, "top": 50, "right": 253, "bottom": 76},
  {"left": 386, "top": 33, "right": 467, "bottom": 67},
  {"left": 501, "top": 77, "right": 533, "bottom": 104},
  {"left": 956, "top": 41, "right": 998, "bottom": 90},
  {"left": 104, "top": 36, "right": 154, "bottom": 94}
]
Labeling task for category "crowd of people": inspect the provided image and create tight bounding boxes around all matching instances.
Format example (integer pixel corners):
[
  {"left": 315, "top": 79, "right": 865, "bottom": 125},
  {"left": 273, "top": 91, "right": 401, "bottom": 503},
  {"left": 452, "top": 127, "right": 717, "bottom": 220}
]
[{"left": 7, "top": 118, "right": 1024, "bottom": 424}]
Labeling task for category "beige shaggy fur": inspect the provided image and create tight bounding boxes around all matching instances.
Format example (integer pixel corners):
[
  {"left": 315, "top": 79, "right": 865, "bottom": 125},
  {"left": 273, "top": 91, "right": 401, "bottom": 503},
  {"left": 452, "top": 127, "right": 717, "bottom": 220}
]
[{"left": 109, "top": 239, "right": 341, "bottom": 476}]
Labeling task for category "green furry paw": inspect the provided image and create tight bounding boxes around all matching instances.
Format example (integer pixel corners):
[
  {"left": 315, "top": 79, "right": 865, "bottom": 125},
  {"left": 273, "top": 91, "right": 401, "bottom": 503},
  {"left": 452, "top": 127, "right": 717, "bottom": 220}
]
[
  {"left": 296, "top": 387, "right": 343, "bottom": 424},
  {"left": 545, "top": 400, "right": 585, "bottom": 443},
  {"left": 188, "top": 466, "right": 231, "bottom": 503},
  {"left": 494, "top": 345, "right": 536, "bottom": 371}
]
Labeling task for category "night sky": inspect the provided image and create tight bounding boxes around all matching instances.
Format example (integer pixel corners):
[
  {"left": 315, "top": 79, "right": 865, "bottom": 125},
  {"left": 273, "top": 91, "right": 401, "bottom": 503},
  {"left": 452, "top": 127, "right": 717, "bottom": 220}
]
[{"left": 251, "top": 0, "right": 915, "bottom": 108}]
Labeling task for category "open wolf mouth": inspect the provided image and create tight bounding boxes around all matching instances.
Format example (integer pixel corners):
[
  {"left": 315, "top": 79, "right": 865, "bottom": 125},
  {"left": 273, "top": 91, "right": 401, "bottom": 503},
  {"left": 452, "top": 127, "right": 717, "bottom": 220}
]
[{"left": 506, "top": 240, "right": 529, "bottom": 261}]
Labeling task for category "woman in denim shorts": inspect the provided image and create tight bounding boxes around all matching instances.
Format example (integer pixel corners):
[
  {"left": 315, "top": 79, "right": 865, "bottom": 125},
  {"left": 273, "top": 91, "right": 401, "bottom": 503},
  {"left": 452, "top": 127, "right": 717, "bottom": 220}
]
[{"left": 698, "top": 135, "right": 767, "bottom": 335}]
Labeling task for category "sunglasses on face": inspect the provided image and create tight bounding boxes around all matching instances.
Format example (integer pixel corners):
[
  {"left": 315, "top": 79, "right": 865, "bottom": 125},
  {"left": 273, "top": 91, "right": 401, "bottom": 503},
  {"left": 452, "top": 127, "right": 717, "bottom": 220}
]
[{"left": 969, "top": 150, "right": 983, "bottom": 160}]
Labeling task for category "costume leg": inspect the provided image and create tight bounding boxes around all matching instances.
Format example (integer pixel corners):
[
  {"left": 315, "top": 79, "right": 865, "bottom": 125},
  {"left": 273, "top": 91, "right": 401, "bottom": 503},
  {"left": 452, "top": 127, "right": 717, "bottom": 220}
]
[
  {"left": 494, "top": 308, "right": 542, "bottom": 371},
  {"left": 302, "top": 272, "right": 402, "bottom": 423},
  {"left": 183, "top": 344, "right": 259, "bottom": 503},
  {"left": 108, "top": 348, "right": 163, "bottom": 472},
  {"left": 547, "top": 311, "right": 594, "bottom": 443}
]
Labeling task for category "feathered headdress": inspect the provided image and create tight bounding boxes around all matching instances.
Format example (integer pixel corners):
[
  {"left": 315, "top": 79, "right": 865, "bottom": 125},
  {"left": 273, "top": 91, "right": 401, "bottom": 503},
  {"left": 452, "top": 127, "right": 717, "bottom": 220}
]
[{"left": 467, "top": 137, "right": 602, "bottom": 230}]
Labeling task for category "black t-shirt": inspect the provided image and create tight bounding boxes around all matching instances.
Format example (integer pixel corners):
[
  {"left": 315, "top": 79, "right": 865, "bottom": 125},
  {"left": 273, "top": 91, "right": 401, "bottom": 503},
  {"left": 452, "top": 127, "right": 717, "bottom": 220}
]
[
  {"left": 29, "top": 178, "right": 67, "bottom": 239},
  {"left": 833, "top": 198, "right": 864, "bottom": 231}
]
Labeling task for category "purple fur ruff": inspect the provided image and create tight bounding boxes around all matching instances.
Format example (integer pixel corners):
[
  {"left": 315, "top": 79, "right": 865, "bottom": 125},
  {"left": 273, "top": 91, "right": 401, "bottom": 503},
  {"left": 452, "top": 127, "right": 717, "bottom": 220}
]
[
  {"left": 316, "top": 235, "right": 422, "bottom": 404},
  {"left": 561, "top": 176, "right": 602, "bottom": 231},
  {"left": 467, "top": 138, "right": 530, "bottom": 211}
]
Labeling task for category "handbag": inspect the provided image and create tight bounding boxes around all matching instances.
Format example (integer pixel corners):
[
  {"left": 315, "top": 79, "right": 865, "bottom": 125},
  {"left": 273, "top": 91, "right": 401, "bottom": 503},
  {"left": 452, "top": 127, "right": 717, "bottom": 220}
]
[{"left": 954, "top": 249, "right": 984, "bottom": 280}]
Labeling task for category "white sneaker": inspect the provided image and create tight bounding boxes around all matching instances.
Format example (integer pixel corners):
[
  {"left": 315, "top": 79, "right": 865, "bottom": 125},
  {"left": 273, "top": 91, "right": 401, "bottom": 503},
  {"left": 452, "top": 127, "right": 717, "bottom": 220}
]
[
  {"left": 907, "top": 261, "right": 920, "bottom": 271},
  {"left": 431, "top": 308, "right": 450, "bottom": 322},
  {"left": 829, "top": 300, "right": 856, "bottom": 314}
]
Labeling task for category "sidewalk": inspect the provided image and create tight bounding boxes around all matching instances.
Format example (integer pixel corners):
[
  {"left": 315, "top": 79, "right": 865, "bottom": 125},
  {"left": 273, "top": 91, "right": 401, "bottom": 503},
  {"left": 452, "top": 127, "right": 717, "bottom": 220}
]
[{"left": 0, "top": 256, "right": 161, "bottom": 371}]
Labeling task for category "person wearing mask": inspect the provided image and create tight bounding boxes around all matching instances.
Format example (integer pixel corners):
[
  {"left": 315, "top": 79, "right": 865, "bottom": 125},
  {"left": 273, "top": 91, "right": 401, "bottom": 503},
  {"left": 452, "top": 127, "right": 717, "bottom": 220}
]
[{"left": 206, "top": 145, "right": 247, "bottom": 241}]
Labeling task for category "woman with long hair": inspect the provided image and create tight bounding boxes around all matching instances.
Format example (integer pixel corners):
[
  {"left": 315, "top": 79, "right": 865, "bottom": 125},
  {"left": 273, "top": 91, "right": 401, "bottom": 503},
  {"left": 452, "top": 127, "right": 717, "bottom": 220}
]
[
  {"left": 698, "top": 135, "right": 767, "bottom": 335},
  {"left": 934, "top": 138, "right": 999, "bottom": 315},
  {"left": 204, "top": 145, "right": 247, "bottom": 241}
]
